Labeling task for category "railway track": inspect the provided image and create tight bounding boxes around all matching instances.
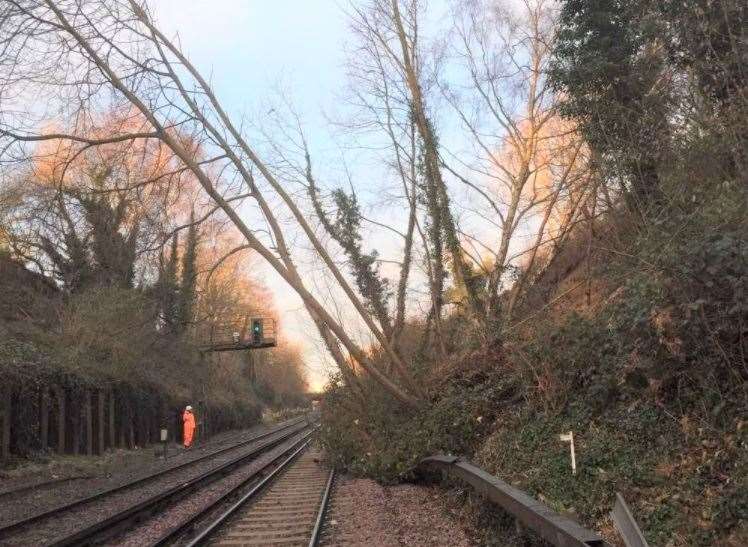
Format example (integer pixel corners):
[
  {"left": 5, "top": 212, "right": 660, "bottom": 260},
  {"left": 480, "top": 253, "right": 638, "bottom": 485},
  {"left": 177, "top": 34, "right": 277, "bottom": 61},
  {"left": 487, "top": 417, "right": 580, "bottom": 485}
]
[
  {"left": 0, "top": 418, "right": 310, "bottom": 546},
  {"left": 165, "top": 444, "right": 334, "bottom": 547}
]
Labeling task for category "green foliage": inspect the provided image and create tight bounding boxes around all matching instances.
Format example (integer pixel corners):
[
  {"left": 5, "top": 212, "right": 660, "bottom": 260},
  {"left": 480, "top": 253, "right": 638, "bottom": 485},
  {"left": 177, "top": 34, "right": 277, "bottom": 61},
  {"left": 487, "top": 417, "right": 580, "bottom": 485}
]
[
  {"left": 321, "top": 183, "right": 746, "bottom": 543},
  {"left": 658, "top": 0, "right": 746, "bottom": 108},
  {"left": 154, "top": 226, "right": 201, "bottom": 338},
  {"left": 52, "top": 286, "right": 187, "bottom": 385},
  {"left": 330, "top": 189, "right": 392, "bottom": 326},
  {"left": 0, "top": 339, "right": 70, "bottom": 387},
  {"left": 320, "top": 353, "right": 519, "bottom": 483},
  {"left": 550, "top": 0, "right": 670, "bottom": 206},
  {"left": 307, "top": 178, "right": 392, "bottom": 331},
  {"left": 35, "top": 169, "right": 141, "bottom": 292},
  {"left": 80, "top": 190, "right": 138, "bottom": 289}
]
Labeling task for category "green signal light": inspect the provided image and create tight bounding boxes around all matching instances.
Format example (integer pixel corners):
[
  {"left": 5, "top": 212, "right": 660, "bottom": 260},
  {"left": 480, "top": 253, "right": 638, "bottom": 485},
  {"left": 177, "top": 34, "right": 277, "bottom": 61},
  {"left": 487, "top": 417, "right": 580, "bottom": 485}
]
[{"left": 251, "top": 319, "right": 263, "bottom": 343}]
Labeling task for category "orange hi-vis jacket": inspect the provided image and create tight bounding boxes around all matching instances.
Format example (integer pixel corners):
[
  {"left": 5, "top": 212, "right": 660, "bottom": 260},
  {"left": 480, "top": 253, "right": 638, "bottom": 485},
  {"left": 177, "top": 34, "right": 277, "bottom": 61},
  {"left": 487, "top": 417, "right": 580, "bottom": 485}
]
[{"left": 182, "top": 410, "right": 195, "bottom": 447}]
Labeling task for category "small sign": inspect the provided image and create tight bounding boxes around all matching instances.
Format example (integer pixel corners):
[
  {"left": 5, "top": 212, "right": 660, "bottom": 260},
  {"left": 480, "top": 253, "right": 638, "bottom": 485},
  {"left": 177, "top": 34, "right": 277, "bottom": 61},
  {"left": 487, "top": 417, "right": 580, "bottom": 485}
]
[
  {"left": 559, "top": 430, "right": 576, "bottom": 475},
  {"left": 160, "top": 428, "right": 168, "bottom": 442}
]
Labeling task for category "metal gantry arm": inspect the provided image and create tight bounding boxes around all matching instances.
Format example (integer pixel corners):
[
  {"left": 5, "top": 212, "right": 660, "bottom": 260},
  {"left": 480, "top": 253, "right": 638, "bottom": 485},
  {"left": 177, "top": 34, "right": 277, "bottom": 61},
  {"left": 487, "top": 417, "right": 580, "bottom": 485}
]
[{"left": 199, "top": 316, "right": 277, "bottom": 352}]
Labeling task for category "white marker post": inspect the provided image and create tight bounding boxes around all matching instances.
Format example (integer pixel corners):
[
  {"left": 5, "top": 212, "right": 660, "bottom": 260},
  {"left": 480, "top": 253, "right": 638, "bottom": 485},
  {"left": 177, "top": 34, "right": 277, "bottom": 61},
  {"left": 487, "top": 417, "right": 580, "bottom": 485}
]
[
  {"left": 559, "top": 430, "right": 576, "bottom": 475},
  {"left": 160, "top": 427, "right": 168, "bottom": 460}
]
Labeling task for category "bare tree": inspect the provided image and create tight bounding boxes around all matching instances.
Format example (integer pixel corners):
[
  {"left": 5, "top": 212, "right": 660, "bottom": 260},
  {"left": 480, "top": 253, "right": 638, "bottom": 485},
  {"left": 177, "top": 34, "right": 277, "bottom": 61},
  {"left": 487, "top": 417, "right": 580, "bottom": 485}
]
[
  {"left": 441, "top": 0, "right": 593, "bottom": 327},
  {"left": 347, "top": 0, "right": 484, "bottom": 325},
  {"left": 0, "top": 1, "right": 419, "bottom": 404}
]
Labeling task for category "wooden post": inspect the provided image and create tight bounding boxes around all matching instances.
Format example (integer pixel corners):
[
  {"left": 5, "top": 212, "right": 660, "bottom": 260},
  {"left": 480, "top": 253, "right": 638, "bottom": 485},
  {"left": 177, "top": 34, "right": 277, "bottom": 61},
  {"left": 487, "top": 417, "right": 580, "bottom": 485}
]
[
  {"left": 40, "top": 388, "right": 49, "bottom": 451},
  {"left": 143, "top": 411, "right": 150, "bottom": 446},
  {"left": 55, "top": 386, "right": 65, "bottom": 453},
  {"left": 108, "top": 391, "right": 115, "bottom": 450},
  {"left": 128, "top": 420, "right": 135, "bottom": 449},
  {"left": 140, "top": 411, "right": 147, "bottom": 446},
  {"left": 148, "top": 412, "right": 155, "bottom": 445},
  {"left": 120, "top": 400, "right": 129, "bottom": 449},
  {"left": 97, "top": 390, "right": 105, "bottom": 455},
  {"left": 119, "top": 415, "right": 126, "bottom": 449},
  {"left": 1, "top": 386, "right": 11, "bottom": 462},
  {"left": 141, "top": 410, "right": 148, "bottom": 446},
  {"left": 133, "top": 410, "right": 141, "bottom": 448},
  {"left": 127, "top": 403, "right": 135, "bottom": 449},
  {"left": 155, "top": 406, "right": 162, "bottom": 446},
  {"left": 84, "top": 390, "right": 93, "bottom": 456},
  {"left": 71, "top": 394, "right": 80, "bottom": 455}
]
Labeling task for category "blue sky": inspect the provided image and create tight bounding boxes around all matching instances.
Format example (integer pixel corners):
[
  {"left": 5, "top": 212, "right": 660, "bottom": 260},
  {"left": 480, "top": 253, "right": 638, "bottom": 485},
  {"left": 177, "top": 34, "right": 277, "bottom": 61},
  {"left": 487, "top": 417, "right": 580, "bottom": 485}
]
[{"left": 155, "top": 1, "right": 347, "bottom": 131}]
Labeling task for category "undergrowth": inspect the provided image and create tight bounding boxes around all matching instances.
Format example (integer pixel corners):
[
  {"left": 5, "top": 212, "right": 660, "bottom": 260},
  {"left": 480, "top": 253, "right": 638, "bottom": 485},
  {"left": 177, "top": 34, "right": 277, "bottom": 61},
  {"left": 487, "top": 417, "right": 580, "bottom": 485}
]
[{"left": 320, "top": 187, "right": 747, "bottom": 546}]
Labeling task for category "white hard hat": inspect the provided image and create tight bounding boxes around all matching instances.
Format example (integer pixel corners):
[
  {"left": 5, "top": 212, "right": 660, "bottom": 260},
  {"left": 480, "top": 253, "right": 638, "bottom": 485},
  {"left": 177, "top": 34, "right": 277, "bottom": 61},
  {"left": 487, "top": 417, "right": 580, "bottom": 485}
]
[{"left": 185, "top": 405, "right": 193, "bottom": 411}]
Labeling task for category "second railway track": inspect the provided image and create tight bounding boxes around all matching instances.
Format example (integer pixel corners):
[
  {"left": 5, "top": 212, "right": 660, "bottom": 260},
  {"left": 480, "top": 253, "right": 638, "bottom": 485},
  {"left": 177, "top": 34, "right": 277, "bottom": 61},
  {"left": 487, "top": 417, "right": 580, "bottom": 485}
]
[{"left": 0, "top": 418, "right": 310, "bottom": 546}]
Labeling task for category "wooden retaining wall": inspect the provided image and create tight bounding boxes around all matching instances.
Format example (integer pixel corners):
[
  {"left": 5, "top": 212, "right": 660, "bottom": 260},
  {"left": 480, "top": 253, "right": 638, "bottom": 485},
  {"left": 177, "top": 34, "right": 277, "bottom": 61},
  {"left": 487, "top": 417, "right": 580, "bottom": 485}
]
[
  {"left": 0, "top": 385, "right": 178, "bottom": 462},
  {"left": 0, "top": 382, "right": 259, "bottom": 463}
]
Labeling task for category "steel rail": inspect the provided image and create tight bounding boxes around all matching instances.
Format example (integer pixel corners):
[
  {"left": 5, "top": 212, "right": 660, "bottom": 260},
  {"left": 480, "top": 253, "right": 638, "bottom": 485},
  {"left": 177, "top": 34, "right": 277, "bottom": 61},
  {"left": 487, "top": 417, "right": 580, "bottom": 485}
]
[
  {"left": 308, "top": 468, "right": 335, "bottom": 547},
  {"left": 0, "top": 416, "right": 305, "bottom": 539},
  {"left": 183, "top": 438, "right": 313, "bottom": 547},
  {"left": 418, "top": 455, "right": 612, "bottom": 547},
  {"left": 151, "top": 430, "right": 315, "bottom": 546},
  {"left": 47, "top": 426, "right": 311, "bottom": 547}
]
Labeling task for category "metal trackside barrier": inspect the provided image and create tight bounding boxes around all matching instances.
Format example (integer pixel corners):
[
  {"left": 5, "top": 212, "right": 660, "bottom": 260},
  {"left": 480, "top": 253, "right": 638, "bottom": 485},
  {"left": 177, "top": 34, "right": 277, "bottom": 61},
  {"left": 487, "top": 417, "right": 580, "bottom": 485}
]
[
  {"left": 611, "top": 492, "right": 649, "bottom": 547},
  {"left": 418, "top": 455, "right": 612, "bottom": 547}
]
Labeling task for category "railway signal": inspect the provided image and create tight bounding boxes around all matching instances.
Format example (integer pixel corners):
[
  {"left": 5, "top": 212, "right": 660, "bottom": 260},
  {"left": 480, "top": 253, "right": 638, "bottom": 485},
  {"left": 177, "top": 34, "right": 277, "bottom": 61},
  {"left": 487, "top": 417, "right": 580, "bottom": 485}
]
[
  {"left": 199, "top": 316, "right": 277, "bottom": 352},
  {"left": 252, "top": 319, "right": 263, "bottom": 344}
]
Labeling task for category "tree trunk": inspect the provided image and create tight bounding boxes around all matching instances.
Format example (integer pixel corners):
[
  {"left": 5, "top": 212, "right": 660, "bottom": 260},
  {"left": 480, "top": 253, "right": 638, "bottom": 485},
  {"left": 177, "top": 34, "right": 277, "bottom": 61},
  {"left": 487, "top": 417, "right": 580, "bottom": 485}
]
[
  {"left": 128, "top": 415, "right": 135, "bottom": 449},
  {"left": 35, "top": 2, "right": 420, "bottom": 406},
  {"left": 84, "top": 390, "right": 93, "bottom": 456},
  {"left": 1, "top": 386, "right": 11, "bottom": 462},
  {"left": 137, "top": 13, "right": 419, "bottom": 399},
  {"left": 71, "top": 397, "right": 80, "bottom": 456},
  {"left": 389, "top": 0, "right": 481, "bottom": 319},
  {"left": 97, "top": 390, "right": 105, "bottom": 454},
  {"left": 108, "top": 391, "right": 115, "bottom": 450},
  {"left": 40, "top": 388, "right": 49, "bottom": 451},
  {"left": 55, "top": 386, "right": 66, "bottom": 454}
]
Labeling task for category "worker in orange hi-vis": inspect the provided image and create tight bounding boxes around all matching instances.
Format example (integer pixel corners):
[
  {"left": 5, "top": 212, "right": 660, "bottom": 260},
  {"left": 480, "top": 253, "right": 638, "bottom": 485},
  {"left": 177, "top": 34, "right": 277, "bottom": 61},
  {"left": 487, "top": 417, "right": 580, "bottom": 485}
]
[{"left": 182, "top": 405, "right": 196, "bottom": 448}]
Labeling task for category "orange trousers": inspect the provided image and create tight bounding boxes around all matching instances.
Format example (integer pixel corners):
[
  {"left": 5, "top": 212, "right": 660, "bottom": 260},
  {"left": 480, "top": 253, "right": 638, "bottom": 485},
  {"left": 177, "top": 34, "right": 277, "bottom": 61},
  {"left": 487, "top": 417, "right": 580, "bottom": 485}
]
[{"left": 183, "top": 411, "right": 196, "bottom": 447}]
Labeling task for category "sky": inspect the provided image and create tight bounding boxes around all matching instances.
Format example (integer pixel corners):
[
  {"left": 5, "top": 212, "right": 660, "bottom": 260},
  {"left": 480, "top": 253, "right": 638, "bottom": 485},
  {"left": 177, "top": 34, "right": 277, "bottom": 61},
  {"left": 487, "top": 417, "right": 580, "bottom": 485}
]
[{"left": 152, "top": 1, "right": 364, "bottom": 391}]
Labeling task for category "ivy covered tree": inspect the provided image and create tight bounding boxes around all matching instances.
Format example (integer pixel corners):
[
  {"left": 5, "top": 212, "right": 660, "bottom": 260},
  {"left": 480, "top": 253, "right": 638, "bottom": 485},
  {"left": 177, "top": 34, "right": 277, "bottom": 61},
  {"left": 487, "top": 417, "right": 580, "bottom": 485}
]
[
  {"left": 153, "top": 220, "right": 200, "bottom": 337},
  {"left": 308, "top": 178, "right": 393, "bottom": 338},
  {"left": 80, "top": 191, "right": 139, "bottom": 289},
  {"left": 657, "top": 0, "right": 746, "bottom": 174},
  {"left": 33, "top": 168, "right": 140, "bottom": 292},
  {"left": 549, "top": 0, "right": 670, "bottom": 211}
]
